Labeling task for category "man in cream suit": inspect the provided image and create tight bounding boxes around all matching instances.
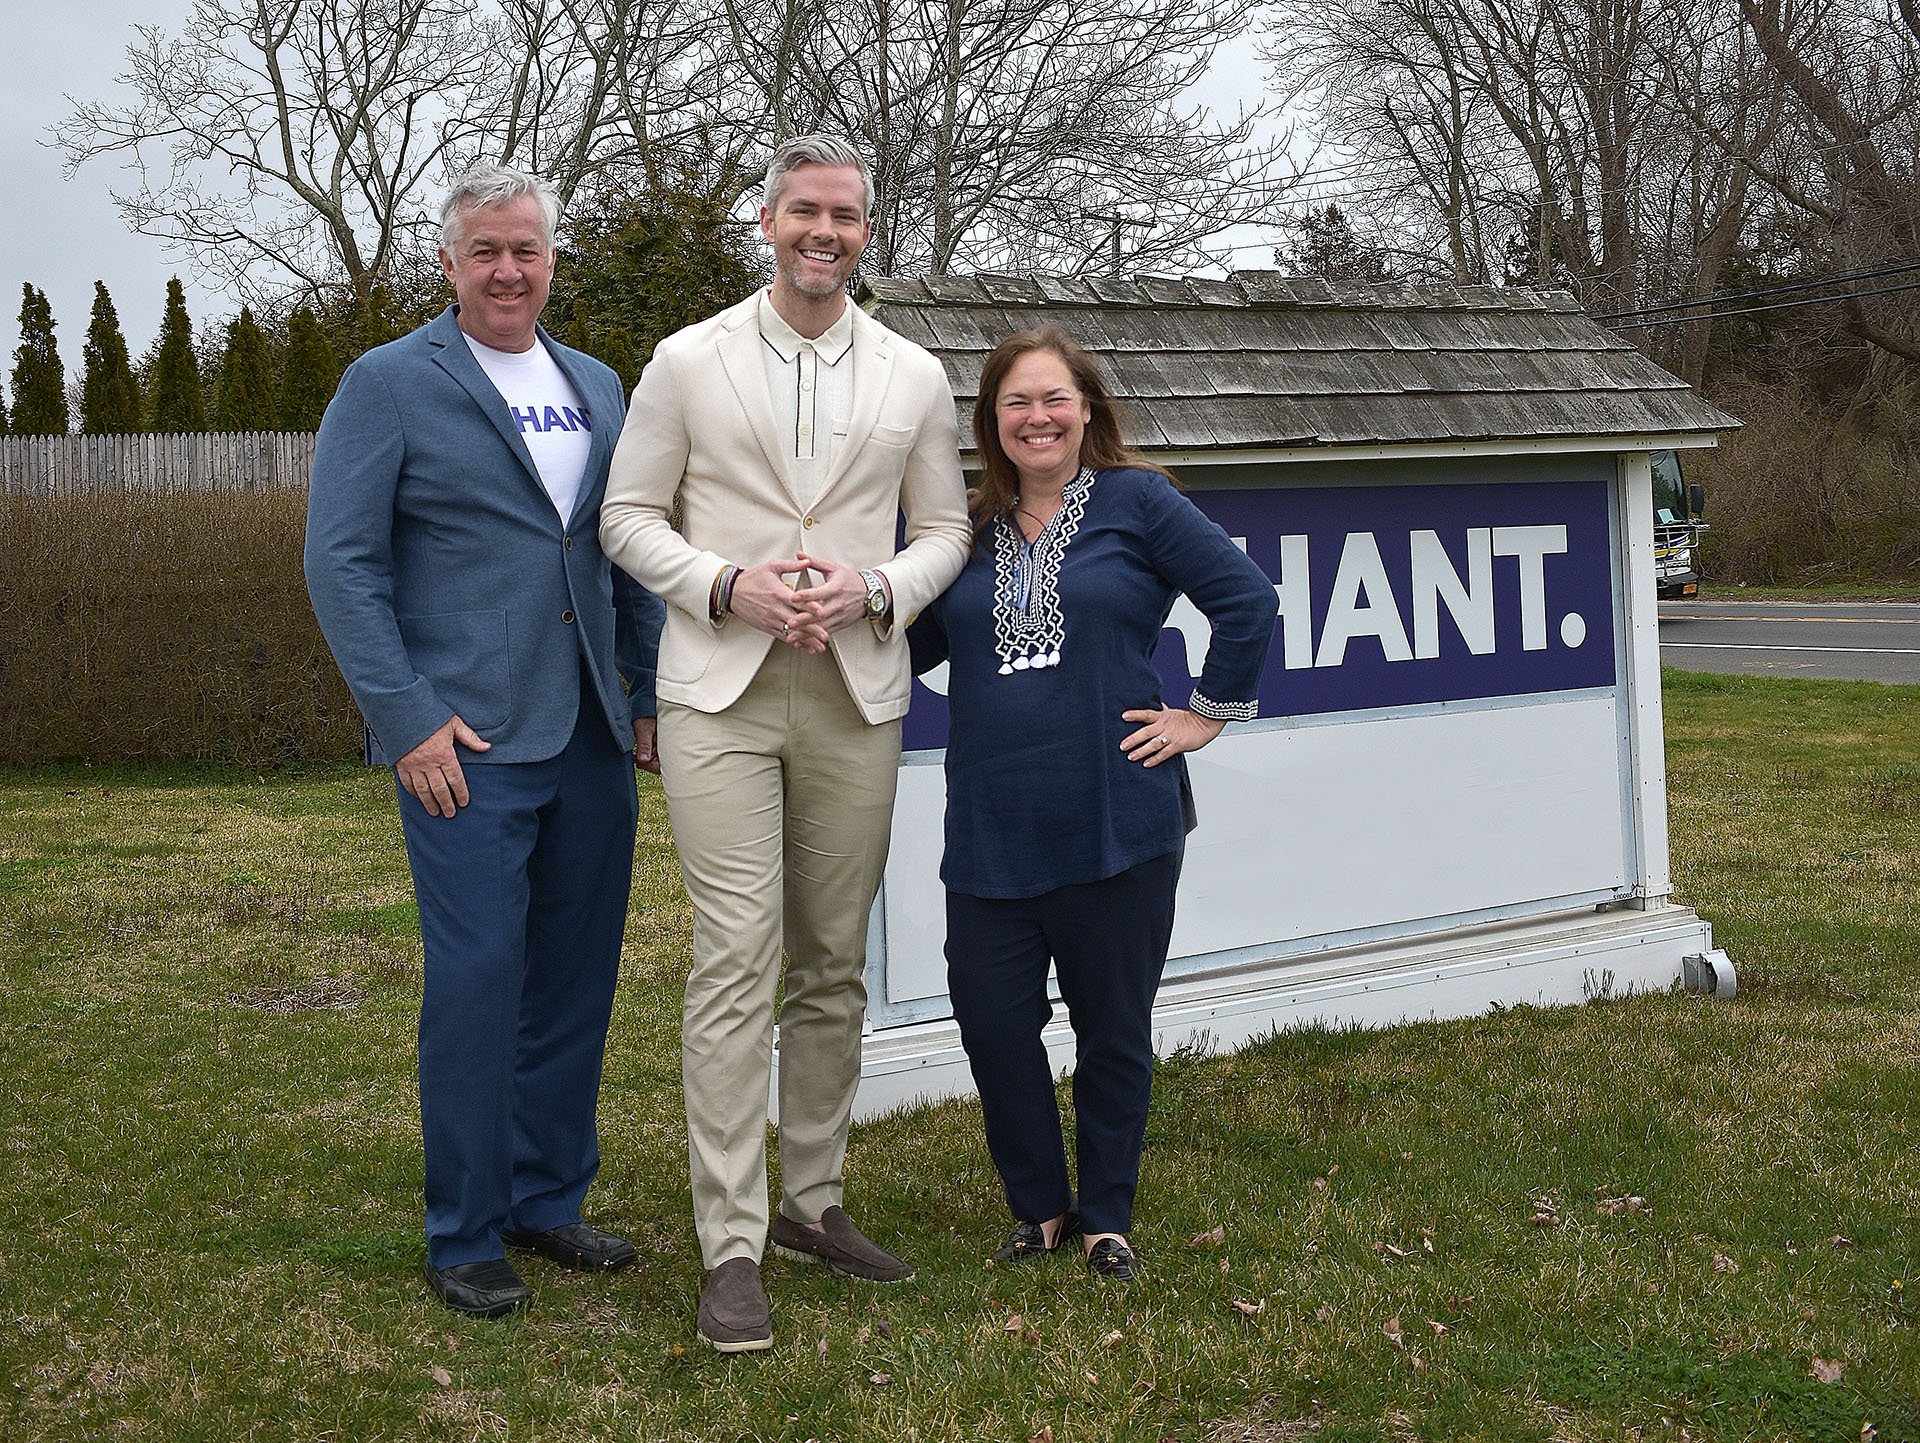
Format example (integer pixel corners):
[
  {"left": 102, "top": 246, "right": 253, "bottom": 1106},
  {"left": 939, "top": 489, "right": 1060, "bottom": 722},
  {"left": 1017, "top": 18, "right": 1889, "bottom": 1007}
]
[{"left": 601, "top": 135, "right": 969, "bottom": 1351}]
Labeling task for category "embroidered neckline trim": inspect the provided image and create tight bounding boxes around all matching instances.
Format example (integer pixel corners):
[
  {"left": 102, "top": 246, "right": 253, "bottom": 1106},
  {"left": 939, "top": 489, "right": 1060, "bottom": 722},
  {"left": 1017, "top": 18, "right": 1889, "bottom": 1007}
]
[{"left": 990, "top": 467, "right": 1095, "bottom": 675}]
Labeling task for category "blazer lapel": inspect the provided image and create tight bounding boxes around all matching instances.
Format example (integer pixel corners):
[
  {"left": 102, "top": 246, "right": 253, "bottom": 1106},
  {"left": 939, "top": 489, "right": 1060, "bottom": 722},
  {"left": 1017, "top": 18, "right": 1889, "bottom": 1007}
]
[
  {"left": 428, "top": 309, "right": 546, "bottom": 501},
  {"left": 548, "top": 338, "right": 613, "bottom": 529},
  {"left": 816, "top": 307, "right": 895, "bottom": 506},
  {"left": 716, "top": 304, "right": 803, "bottom": 508}
]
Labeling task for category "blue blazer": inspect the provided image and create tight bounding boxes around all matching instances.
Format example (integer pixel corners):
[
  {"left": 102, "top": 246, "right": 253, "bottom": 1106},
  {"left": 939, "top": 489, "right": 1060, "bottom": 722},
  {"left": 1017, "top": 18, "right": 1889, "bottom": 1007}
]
[{"left": 304, "top": 307, "right": 663, "bottom": 765}]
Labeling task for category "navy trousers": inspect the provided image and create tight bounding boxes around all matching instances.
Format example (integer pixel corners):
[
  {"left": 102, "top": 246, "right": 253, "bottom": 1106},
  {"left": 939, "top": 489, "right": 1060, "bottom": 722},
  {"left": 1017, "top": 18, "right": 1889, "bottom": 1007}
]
[
  {"left": 945, "top": 850, "right": 1180, "bottom": 1237},
  {"left": 397, "top": 691, "right": 637, "bottom": 1269}
]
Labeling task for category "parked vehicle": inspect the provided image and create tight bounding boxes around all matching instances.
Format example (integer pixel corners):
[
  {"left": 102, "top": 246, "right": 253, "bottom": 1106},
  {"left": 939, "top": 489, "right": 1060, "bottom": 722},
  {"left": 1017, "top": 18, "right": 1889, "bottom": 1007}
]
[{"left": 1651, "top": 450, "right": 1707, "bottom": 599}]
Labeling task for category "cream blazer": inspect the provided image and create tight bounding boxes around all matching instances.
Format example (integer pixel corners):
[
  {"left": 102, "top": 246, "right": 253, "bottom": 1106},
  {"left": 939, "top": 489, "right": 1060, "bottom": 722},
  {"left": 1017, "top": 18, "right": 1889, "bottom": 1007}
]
[{"left": 600, "top": 293, "right": 971, "bottom": 723}]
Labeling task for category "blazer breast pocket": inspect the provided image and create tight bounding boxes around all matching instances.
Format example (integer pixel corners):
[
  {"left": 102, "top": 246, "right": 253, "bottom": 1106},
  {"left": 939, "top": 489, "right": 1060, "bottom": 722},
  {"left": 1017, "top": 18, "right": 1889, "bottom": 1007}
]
[
  {"left": 398, "top": 609, "right": 510, "bottom": 730},
  {"left": 867, "top": 422, "right": 917, "bottom": 450}
]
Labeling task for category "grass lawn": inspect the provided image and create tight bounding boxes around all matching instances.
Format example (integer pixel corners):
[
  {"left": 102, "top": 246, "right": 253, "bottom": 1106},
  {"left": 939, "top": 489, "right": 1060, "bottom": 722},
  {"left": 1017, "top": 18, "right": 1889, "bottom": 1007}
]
[{"left": 2, "top": 671, "right": 1916, "bottom": 1441}]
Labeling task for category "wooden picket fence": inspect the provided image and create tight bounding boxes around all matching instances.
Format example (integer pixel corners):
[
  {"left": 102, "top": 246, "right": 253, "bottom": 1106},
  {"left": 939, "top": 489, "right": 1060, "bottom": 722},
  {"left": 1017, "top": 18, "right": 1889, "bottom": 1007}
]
[{"left": 0, "top": 431, "right": 317, "bottom": 495}]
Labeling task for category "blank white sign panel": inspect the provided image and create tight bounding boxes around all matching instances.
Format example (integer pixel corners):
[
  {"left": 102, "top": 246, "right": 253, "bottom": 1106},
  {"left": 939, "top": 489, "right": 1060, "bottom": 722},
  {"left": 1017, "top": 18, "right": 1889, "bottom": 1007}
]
[{"left": 882, "top": 696, "right": 1626, "bottom": 1007}]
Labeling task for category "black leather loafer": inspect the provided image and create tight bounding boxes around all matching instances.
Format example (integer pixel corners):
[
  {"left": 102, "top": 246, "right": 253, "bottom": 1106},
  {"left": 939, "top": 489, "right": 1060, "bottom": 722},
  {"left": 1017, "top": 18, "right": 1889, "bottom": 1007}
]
[
  {"left": 424, "top": 1258, "right": 532, "bottom": 1318},
  {"left": 1085, "top": 1237, "right": 1138, "bottom": 1280},
  {"left": 992, "top": 1212, "right": 1082, "bottom": 1265},
  {"left": 501, "top": 1221, "right": 637, "bottom": 1271}
]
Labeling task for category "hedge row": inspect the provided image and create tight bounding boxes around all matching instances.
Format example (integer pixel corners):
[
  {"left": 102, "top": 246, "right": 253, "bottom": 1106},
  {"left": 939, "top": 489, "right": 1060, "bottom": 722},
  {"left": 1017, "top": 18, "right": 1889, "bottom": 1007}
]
[{"left": 0, "top": 490, "right": 363, "bottom": 765}]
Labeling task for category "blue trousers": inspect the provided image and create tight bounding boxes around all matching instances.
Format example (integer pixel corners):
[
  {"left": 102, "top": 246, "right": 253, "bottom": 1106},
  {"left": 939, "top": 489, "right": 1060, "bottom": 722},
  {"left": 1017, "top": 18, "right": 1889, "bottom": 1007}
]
[
  {"left": 945, "top": 850, "right": 1180, "bottom": 1237},
  {"left": 396, "top": 695, "right": 637, "bottom": 1269}
]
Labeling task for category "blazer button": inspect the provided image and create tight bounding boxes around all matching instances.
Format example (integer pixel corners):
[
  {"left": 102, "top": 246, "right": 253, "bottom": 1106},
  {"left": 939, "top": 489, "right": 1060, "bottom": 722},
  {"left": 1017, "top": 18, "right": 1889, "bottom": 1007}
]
[
  {"left": 562, "top": 609, "right": 575, "bottom": 623},
  {"left": 564, "top": 536, "right": 574, "bottom": 550},
  {"left": 803, "top": 516, "right": 816, "bottom": 528}
]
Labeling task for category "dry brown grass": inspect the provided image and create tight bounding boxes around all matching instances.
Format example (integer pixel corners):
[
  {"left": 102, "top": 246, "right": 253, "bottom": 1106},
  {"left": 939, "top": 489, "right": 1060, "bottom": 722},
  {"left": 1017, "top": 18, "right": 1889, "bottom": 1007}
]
[{"left": 0, "top": 489, "right": 362, "bottom": 764}]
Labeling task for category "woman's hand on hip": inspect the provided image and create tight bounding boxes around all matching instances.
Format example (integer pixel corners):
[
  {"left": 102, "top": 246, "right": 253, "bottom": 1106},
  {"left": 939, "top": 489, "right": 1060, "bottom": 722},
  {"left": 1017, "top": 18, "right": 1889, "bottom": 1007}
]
[{"left": 1120, "top": 706, "right": 1225, "bottom": 767}]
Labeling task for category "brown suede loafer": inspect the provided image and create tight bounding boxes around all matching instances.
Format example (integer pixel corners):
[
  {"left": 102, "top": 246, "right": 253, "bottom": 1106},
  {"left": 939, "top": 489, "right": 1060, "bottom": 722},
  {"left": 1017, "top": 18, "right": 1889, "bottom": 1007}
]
[
  {"left": 501, "top": 1221, "right": 636, "bottom": 1271},
  {"left": 424, "top": 1258, "right": 532, "bottom": 1318},
  {"left": 697, "top": 1257, "right": 773, "bottom": 1352},
  {"left": 770, "top": 1205, "right": 914, "bottom": 1282}
]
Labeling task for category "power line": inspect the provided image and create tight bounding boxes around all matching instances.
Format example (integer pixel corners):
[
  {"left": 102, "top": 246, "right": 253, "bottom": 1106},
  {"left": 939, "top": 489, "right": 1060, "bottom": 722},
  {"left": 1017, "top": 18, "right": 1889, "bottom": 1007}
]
[
  {"left": 1598, "top": 261, "right": 1920, "bottom": 320},
  {"left": 1606, "top": 275, "right": 1920, "bottom": 329}
]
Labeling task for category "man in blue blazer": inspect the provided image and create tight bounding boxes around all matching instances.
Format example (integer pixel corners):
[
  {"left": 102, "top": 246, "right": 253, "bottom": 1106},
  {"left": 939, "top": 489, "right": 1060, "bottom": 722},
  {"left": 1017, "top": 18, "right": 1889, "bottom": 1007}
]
[{"left": 304, "top": 163, "right": 664, "bottom": 1318}]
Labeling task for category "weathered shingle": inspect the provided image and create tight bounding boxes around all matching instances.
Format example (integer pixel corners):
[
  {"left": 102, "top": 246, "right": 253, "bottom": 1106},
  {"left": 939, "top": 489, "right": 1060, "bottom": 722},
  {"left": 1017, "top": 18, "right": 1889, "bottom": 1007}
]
[{"left": 858, "top": 271, "right": 1739, "bottom": 451}]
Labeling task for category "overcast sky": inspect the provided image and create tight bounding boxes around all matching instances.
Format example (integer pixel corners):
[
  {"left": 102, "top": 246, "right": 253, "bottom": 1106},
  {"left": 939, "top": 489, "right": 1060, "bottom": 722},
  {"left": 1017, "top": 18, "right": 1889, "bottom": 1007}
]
[{"left": 0, "top": 1, "right": 1280, "bottom": 391}]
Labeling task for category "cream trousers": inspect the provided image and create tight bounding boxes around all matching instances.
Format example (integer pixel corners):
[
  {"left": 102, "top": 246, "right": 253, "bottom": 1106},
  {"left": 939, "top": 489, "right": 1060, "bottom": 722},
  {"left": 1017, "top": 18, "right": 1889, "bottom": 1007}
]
[{"left": 658, "top": 644, "right": 903, "bottom": 1267}]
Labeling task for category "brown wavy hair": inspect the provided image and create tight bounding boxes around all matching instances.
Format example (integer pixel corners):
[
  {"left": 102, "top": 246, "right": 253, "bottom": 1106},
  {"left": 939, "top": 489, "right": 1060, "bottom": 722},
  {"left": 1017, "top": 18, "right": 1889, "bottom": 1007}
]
[{"left": 969, "top": 326, "right": 1170, "bottom": 543}]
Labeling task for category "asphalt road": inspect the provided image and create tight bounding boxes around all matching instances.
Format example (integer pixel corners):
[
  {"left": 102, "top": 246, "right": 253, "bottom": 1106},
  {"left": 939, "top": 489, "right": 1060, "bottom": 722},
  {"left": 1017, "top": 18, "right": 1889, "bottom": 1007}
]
[{"left": 1657, "top": 599, "right": 1920, "bottom": 685}]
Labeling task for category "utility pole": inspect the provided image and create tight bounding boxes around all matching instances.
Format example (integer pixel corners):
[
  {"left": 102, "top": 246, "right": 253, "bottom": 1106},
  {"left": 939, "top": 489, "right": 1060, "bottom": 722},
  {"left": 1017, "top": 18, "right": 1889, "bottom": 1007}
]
[{"left": 1087, "top": 210, "right": 1153, "bottom": 276}]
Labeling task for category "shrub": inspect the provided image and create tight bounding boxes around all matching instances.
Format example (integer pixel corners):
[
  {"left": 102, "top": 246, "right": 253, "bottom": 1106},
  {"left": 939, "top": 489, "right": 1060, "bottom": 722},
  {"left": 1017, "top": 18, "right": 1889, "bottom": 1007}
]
[
  {"left": 0, "top": 488, "right": 363, "bottom": 765},
  {"left": 1693, "top": 377, "right": 1920, "bottom": 586}
]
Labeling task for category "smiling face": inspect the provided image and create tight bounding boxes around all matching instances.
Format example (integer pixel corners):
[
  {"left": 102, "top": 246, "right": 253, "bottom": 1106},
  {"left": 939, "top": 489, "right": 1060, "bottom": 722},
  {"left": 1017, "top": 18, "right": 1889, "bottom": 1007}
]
[
  {"left": 440, "top": 194, "right": 554, "bottom": 352},
  {"left": 993, "top": 347, "right": 1091, "bottom": 495},
  {"left": 760, "top": 163, "right": 871, "bottom": 314}
]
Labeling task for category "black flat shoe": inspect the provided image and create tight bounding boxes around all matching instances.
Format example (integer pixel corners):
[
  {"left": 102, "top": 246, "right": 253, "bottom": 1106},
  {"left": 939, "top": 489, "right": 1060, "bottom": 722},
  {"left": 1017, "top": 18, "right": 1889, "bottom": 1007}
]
[
  {"left": 1085, "top": 1237, "right": 1138, "bottom": 1280},
  {"left": 993, "top": 1212, "right": 1082, "bottom": 1264},
  {"left": 424, "top": 1258, "right": 532, "bottom": 1318},
  {"left": 501, "top": 1221, "right": 636, "bottom": 1271}
]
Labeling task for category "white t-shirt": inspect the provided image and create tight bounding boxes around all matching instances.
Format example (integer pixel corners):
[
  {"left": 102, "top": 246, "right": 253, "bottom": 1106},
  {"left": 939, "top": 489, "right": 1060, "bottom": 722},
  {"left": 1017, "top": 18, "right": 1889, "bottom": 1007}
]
[{"left": 463, "top": 333, "right": 593, "bottom": 523}]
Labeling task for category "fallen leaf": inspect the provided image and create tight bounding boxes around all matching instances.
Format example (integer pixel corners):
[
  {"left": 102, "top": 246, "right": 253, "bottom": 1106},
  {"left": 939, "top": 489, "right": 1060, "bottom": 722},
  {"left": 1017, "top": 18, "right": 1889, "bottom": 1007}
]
[
  {"left": 1596, "top": 1194, "right": 1650, "bottom": 1216},
  {"left": 1410, "top": 1355, "right": 1429, "bottom": 1372},
  {"left": 1218, "top": 1256, "right": 1230, "bottom": 1272},
  {"left": 1422, "top": 1236, "right": 1434, "bottom": 1253},
  {"left": 1401, "top": 1151, "right": 1413, "bottom": 1161},
  {"left": 1315, "top": 1303, "right": 1336, "bottom": 1323},
  {"left": 1383, "top": 1316, "right": 1405, "bottom": 1347},
  {"left": 1231, "top": 1298, "right": 1265, "bottom": 1316},
  {"left": 1083, "top": 1371, "right": 1099, "bottom": 1384},
  {"left": 1427, "top": 1319, "right": 1448, "bottom": 1335},
  {"left": 1133, "top": 1379, "right": 1156, "bottom": 1394},
  {"left": 869, "top": 1372, "right": 892, "bottom": 1386},
  {"left": 1327, "top": 1164, "right": 1340, "bottom": 1175},
  {"left": 1810, "top": 1358, "right": 1844, "bottom": 1384},
  {"left": 1101, "top": 1330, "right": 1125, "bottom": 1348},
  {"left": 817, "top": 1336, "right": 829, "bottom": 1360},
  {"left": 1188, "top": 1224, "right": 1226, "bottom": 1249},
  {"left": 1377, "top": 1240, "right": 1410, "bottom": 1259},
  {"left": 856, "top": 1325, "right": 871, "bottom": 1345},
  {"left": 1832, "top": 1235, "right": 1855, "bottom": 1249},
  {"left": 441, "top": 1333, "right": 458, "bottom": 1350},
  {"left": 1312, "top": 1177, "right": 1328, "bottom": 1190},
  {"left": 1712, "top": 1252, "right": 1740, "bottom": 1274},
  {"left": 1030, "top": 1428, "right": 1055, "bottom": 1443},
  {"left": 1004, "top": 1314, "right": 1025, "bottom": 1332},
  {"left": 430, "top": 1366, "right": 452, "bottom": 1388}
]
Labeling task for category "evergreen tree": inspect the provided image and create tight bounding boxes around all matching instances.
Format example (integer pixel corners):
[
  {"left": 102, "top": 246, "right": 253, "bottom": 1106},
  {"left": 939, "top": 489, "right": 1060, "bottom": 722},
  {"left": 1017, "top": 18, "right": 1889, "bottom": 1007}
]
[
  {"left": 215, "top": 306, "right": 277, "bottom": 430},
  {"left": 10, "top": 283, "right": 69, "bottom": 435},
  {"left": 0, "top": 379, "right": 10, "bottom": 436},
  {"left": 149, "top": 277, "right": 205, "bottom": 432},
  {"left": 600, "top": 326, "right": 638, "bottom": 398},
  {"left": 550, "top": 185, "right": 762, "bottom": 361},
  {"left": 80, "top": 281, "right": 143, "bottom": 433},
  {"left": 277, "top": 305, "right": 338, "bottom": 430}
]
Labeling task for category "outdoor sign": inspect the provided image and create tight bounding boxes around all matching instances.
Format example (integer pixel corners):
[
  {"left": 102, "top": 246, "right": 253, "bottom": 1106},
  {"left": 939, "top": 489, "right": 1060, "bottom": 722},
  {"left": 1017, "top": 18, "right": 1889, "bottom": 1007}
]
[{"left": 903, "top": 475, "right": 1617, "bottom": 750}]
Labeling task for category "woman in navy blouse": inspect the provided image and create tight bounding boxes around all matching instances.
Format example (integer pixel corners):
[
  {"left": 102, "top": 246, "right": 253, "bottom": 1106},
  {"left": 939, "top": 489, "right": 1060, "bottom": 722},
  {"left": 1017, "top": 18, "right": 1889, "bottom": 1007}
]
[{"left": 908, "top": 327, "right": 1276, "bottom": 1279}]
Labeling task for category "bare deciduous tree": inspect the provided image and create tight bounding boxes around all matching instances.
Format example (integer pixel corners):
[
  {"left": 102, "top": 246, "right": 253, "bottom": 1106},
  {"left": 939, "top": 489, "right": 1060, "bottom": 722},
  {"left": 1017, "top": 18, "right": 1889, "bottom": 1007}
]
[
  {"left": 716, "top": 0, "right": 1299, "bottom": 276},
  {"left": 54, "top": 0, "right": 492, "bottom": 306}
]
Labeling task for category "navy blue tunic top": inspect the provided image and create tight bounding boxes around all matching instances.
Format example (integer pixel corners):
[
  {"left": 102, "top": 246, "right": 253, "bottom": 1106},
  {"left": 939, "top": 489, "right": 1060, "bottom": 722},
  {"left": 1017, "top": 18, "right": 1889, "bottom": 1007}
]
[{"left": 908, "top": 467, "right": 1278, "bottom": 899}]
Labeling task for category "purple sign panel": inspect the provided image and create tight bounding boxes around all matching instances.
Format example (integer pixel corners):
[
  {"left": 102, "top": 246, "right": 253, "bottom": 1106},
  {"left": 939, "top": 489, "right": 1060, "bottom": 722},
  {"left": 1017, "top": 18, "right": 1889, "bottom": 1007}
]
[{"left": 905, "top": 476, "right": 1617, "bottom": 751}]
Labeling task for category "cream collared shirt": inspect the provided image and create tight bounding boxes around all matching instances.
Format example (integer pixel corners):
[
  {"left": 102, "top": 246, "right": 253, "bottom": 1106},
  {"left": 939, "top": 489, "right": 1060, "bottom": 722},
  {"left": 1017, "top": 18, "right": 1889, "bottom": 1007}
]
[{"left": 757, "top": 290, "right": 854, "bottom": 506}]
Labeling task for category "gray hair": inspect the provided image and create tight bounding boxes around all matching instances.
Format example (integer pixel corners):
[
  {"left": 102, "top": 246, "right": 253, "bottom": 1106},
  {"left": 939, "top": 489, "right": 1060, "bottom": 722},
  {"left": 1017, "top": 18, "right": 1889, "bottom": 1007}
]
[
  {"left": 440, "top": 163, "right": 561, "bottom": 252},
  {"left": 761, "top": 135, "right": 874, "bottom": 218}
]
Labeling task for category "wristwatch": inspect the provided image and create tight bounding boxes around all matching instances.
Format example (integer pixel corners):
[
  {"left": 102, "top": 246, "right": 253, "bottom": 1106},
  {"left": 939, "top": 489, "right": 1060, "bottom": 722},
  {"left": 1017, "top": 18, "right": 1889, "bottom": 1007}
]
[{"left": 859, "top": 568, "right": 889, "bottom": 620}]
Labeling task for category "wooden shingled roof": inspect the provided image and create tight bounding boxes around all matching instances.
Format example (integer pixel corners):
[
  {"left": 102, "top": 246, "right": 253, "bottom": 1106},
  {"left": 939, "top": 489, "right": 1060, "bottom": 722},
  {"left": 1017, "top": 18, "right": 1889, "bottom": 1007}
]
[{"left": 857, "top": 271, "right": 1739, "bottom": 454}]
